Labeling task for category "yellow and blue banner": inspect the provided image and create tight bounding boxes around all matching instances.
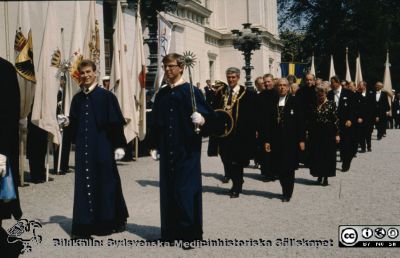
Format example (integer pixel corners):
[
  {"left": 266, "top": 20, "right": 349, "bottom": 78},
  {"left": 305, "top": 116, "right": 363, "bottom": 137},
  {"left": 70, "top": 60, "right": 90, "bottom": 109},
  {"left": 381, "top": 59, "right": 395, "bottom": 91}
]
[{"left": 280, "top": 62, "right": 307, "bottom": 84}]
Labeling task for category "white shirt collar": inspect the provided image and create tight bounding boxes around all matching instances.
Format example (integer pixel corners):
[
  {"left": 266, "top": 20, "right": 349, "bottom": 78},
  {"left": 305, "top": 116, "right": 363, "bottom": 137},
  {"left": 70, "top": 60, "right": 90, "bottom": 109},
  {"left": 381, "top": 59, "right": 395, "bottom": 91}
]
[
  {"left": 376, "top": 90, "right": 382, "bottom": 94},
  {"left": 170, "top": 77, "right": 185, "bottom": 88},
  {"left": 335, "top": 86, "right": 342, "bottom": 95},
  {"left": 278, "top": 95, "right": 287, "bottom": 106},
  {"left": 83, "top": 82, "right": 98, "bottom": 94},
  {"left": 229, "top": 84, "right": 240, "bottom": 95}
]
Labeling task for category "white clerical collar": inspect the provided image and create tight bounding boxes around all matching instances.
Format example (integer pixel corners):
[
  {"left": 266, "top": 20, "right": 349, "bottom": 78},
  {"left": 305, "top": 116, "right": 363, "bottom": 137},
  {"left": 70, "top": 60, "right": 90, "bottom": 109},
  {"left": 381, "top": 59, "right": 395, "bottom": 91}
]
[
  {"left": 279, "top": 95, "right": 287, "bottom": 106},
  {"left": 83, "top": 82, "right": 98, "bottom": 94},
  {"left": 170, "top": 78, "right": 185, "bottom": 88},
  {"left": 335, "top": 86, "right": 342, "bottom": 95},
  {"left": 362, "top": 91, "right": 366, "bottom": 96},
  {"left": 229, "top": 84, "right": 240, "bottom": 95}
]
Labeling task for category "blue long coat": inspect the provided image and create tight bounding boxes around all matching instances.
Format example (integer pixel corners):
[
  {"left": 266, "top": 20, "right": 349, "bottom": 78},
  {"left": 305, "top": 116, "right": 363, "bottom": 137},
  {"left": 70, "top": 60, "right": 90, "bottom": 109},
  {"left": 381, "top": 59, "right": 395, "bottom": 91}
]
[
  {"left": 69, "top": 86, "right": 128, "bottom": 235},
  {"left": 150, "top": 83, "right": 214, "bottom": 241}
]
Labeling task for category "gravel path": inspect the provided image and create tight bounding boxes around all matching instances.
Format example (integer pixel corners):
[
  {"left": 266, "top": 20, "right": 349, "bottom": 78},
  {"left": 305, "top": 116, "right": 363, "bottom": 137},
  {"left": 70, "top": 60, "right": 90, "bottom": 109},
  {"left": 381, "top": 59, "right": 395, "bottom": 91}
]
[{"left": 3, "top": 130, "right": 400, "bottom": 257}]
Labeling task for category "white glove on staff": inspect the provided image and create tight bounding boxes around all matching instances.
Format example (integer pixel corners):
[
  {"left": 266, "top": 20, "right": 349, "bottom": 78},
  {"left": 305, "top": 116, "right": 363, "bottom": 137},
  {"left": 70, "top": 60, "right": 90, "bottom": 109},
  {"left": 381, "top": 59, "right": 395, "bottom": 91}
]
[
  {"left": 191, "top": 112, "right": 205, "bottom": 126},
  {"left": 150, "top": 149, "right": 159, "bottom": 161},
  {"left": 114, "top": 148, "right": 125, "bottom": 160},
  {"left": 57, "top": 114, "right": 70, "bottom": 127},
  {"left": 0, "top": 154, "right": 7, "bottom": 178}
]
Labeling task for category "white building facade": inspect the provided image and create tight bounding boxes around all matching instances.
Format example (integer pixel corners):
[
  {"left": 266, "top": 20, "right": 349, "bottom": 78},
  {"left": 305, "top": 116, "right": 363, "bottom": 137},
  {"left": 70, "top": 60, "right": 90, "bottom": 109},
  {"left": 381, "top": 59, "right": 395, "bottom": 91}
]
[
  {"left": 0, "top": 0, "right": 281, "bottom": 87},
  {"left": 165, "top": 0, "right": 282, "bottom": 85}
]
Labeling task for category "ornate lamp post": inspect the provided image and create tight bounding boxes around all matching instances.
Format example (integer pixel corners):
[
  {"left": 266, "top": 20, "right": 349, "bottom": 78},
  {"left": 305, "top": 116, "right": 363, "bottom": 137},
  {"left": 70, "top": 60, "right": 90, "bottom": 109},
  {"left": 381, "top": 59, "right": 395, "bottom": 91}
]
[
  {"left": 231, "top": 23, "right": 262, "bottom": 89},
  {"left": 140, "top": 0, "right": 178, "bottom": 106}
]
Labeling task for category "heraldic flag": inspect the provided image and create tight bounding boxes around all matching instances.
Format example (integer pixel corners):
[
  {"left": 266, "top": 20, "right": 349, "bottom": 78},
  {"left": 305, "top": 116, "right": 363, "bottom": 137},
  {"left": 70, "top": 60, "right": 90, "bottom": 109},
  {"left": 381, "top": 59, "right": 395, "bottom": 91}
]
[
  {"left": 280, "top": 62, "right": 306, "bottom": 83},
  {"left": 14, "top": 1, "right": 36, "bottom": 120},
  {"left": 31, "top": 2, "right": 62, "bottom": 145}
]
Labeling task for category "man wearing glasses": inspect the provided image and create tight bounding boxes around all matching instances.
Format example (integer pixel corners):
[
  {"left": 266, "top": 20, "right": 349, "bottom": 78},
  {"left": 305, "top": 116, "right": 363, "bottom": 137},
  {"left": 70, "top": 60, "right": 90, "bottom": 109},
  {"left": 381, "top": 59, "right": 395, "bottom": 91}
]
[{"left": 149, "top": 53, "right": 216, "bottom": 246}]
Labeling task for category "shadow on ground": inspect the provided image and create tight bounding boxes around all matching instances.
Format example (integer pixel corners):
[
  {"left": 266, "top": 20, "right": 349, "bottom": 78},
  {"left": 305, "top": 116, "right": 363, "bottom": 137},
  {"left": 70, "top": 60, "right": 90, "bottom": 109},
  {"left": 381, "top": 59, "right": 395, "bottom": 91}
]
[
  {"left": 42, "top": 215, "right": 72, "bottom": 235},
  {"left": 126, "top": 223, "right": 160, "bottom": 240}
]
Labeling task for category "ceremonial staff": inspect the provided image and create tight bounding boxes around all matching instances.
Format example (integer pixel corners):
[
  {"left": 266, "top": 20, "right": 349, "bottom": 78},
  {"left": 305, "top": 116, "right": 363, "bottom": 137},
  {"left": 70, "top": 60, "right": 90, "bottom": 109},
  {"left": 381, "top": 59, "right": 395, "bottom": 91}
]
[
  {"left": 182, "top": 51, "right": 200, "bottom": 134},
  {"left": 53, "top": 28, "right": 71, "bottom": 175}
]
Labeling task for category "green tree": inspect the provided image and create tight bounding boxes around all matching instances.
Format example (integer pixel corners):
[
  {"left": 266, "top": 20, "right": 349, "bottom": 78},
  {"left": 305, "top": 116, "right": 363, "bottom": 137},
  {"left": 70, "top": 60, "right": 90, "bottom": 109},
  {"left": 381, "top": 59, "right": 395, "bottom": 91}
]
[{"left": 278, "top": 0, "right": 400, "bottom": 90}]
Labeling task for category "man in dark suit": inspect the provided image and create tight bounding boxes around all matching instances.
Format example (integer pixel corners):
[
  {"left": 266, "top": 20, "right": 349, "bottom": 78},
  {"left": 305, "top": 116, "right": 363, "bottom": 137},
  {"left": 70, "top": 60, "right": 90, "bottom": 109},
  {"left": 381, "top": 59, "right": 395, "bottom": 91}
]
[
  {"left": 260, "top": 78, "right": 305, "bottom": 202},
  {"left": 257, "top": 74, "right": 278, "bottom": 182},
  {"left": 296, "top": 73, "right": 317, "bottom": 167},
  {"left": 374, "top": 82, "right": 390, "bottom": 140},
  {"left": 216, "top": 67, "right": 257, "bottom": 198},
  {"left": 327, "top": 75, "right": 356, "bottom": 172},
  {"left": 355, "top": 81, "right": 377, "bottom": 152}
]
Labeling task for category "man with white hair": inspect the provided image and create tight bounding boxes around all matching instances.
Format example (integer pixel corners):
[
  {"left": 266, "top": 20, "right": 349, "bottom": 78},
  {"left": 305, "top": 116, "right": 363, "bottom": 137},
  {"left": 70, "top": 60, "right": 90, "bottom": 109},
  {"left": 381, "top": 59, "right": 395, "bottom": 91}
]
[{"left": 260, "top": 78, "right": 305, "bottom": 202}]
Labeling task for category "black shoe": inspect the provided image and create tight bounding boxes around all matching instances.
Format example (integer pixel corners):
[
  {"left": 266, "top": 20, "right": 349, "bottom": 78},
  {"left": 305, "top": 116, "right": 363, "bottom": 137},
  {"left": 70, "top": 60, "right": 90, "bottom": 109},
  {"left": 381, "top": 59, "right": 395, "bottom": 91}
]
[
  {"left": 282, "top": 197, "right": 291, "bottom": 202},
  {"left": 112, "top": 222, "right": 127, "bottom": 233},
  {"left": 367, "top": 148, "right": 372, "bottom": 152},
  {"left": 221, "top": 176, "right": 230, "bottom": 183},
  {"left": 317, "top": 177, "right": 322, "bottom": 184},
  {"left": 230, "top": 191, "right": 239, "bottom": 198},
  {"left": 182, "top": 242, "right": 195, "bottom": 250},
  {"left": 342, "top": 162, "right": 350, "bottom": 172},
  {"left": 359, "top": 149, "right": 366, "bottom": 153},
  {"left": 321, "top": 178, "right": 328, "bottom": 186},
  {"left": 262, "top": 176, "right": 276, "bottom": 182}
]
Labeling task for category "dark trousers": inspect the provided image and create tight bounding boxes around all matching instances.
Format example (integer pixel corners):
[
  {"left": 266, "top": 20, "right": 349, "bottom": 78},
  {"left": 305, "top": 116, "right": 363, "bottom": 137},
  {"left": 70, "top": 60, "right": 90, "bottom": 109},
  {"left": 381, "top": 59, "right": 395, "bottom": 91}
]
[
  {"left": 395, "top": 116, "right": 400, "bottom": 129},
  {"left": 365, "top": 123, "right": 373, "bottom": 149},
  {"left": 356, "top": 122, "right": 367, "bottom": 151},
  {"left": 279, "top": 169, "right": 295, "bottom": 198},
  {"left": 220, "top": 154, "right": 244, "bottom": 192},
  {"left": 339, "top": 127, "right": 354, "bottom": 169},
  {"left": 260, "top": 152, "right": 275, "bottom": 178},
  {"left": 388, "top": 116, "right": 394, "bottom": 129},
  {"left": 29, "top": 151, "right": 46, "bottom": 181},
  {"left": 53, "top": 125, "right": 72, "bottom": 172},
  {"left": 124, "top": 140, "right": 134, "bottom": 160},
  {"left": 376, "top": 116, "right": 387, "bottom": 138}
]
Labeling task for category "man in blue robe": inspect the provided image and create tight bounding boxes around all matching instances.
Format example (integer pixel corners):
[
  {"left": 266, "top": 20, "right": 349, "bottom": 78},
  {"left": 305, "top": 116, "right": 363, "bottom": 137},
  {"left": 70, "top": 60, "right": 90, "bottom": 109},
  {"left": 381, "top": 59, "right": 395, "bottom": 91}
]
[
  {"left": 68, "top": 60, "right": 128, "bottom": 238},
  {"left": 149, "top": 53, "right": 216, "bottom": 244}
]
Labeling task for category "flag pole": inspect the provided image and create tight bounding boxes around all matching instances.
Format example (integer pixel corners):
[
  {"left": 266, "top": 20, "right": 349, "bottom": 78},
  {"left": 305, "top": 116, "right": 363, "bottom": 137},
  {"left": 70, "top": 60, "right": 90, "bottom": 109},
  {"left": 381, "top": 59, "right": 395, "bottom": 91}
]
[
  {"left": 4, "top": 2, "right": 10, "bottom": 60},
  {"left": 135, "top": 137, "right": 138, "bottom": 161},
  {"left": 56, "top": 28, "right": 67, "bottom": 174},
  {"left": 46, "top": 140, "right": 50, "bottom": 182}
]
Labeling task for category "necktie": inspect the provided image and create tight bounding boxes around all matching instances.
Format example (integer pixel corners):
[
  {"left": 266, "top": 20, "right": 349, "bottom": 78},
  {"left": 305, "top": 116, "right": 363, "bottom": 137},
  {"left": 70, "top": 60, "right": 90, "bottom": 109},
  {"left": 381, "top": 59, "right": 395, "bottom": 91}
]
[{"left": 227, "top": 90, "right": 233, "bottom": 106}]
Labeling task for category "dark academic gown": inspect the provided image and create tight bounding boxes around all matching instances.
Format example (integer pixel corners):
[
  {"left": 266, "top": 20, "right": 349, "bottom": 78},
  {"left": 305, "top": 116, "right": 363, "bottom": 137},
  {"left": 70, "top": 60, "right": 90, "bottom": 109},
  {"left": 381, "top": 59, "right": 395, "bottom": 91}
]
[
  {"left": 260, "top": 95, "right": 305, "bottom": 198},
  {"left": 0, "top": 57, "right": 22, "bottom": 220},
  {"left": 309, "top": 100, "right": 339, "bottom": 177},
  {"left": 69, "top": 86, "right": 128, "bottom": 236},
  {"left": 267, "top": 95, "right": 305, "bottom": 173},
  {"left": 149, "top": 83, "right": 215, "bottom": 242}
]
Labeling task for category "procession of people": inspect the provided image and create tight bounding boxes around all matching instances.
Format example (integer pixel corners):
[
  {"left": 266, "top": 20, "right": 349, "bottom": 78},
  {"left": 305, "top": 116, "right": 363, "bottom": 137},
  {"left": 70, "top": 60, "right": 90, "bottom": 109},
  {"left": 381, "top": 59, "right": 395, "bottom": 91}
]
[{"left": 0, "top": 52, "right": 397, "bottom": 250}]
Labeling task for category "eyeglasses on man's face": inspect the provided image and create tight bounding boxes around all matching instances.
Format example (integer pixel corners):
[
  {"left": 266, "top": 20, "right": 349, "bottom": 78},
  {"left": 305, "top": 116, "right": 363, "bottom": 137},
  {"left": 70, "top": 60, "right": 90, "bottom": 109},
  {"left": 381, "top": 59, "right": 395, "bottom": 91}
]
[{"left": 162, "top": 64, "right": 180, "bottom": 70}]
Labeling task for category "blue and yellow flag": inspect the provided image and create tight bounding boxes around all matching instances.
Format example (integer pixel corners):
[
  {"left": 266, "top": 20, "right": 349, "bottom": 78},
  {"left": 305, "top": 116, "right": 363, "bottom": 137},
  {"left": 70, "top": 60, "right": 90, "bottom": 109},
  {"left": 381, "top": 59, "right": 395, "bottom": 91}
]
[{"left": 280, "top": 62, "right": 307, "bottom": 84}]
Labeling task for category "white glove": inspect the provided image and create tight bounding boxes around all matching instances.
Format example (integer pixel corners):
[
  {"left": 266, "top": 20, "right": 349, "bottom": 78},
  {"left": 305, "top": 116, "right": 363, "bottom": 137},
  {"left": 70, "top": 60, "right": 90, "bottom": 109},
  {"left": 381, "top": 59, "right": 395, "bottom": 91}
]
[
  {"left": 114, "top": 148, "right": 125, "bottom": 160},
  {"left": 150, "top": 149, "right": 159, "bottom": 161},
  {"left": 19, "top": 118, "right": 28, "bottom": 129},
  {"left": 191, "top": 112, "right": 205, "bottom": 126},
  {"left": 57, "top": 114, "right": 70, "bottom": 127},
  {"left": 0, "top": 154, "right": 6, "bottom": 178}
]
